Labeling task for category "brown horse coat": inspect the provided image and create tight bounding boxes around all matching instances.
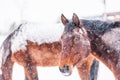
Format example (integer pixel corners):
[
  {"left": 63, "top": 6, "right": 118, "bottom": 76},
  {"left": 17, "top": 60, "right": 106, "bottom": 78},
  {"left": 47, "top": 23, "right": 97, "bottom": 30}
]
[
  {"left": 0, "top": 22, "right": 98, "bottom": 80},
  {"left": 59, "top": 13, "right": 120, "bottom": 80}
]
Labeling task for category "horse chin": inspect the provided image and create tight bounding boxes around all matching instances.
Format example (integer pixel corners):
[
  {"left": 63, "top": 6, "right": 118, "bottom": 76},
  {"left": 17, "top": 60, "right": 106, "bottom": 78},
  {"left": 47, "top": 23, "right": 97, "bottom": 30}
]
[{"left": 62, "top": 72, "right": 72, "bottom": 76}]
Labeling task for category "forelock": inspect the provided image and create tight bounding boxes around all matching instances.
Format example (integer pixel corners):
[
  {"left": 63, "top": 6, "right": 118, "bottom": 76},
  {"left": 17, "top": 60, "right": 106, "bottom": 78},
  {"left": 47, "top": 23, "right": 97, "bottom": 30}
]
[{"left": 64, "top": 21, "right": 77, "bottom": 32}]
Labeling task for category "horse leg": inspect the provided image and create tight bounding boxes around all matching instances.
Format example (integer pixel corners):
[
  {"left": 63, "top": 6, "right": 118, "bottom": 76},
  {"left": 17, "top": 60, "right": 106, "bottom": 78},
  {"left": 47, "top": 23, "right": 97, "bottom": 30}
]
[
  {"left": 1, "top": 54, "right": 14, "bottom": 80},
  {"left": 24, "top": 63, "right": 38, "bottom": 80},
  {"left": 77, "top": 61, "right": 91, "bottom": 80},
  {"left": 76, "top": 55, "right": 99, "bottom": 80},
  {"left": 89, "top": 59, "right": 99, "bottom": 80},
  {"left": 24, "top": 73, "right": 35, "bottom": 80}
]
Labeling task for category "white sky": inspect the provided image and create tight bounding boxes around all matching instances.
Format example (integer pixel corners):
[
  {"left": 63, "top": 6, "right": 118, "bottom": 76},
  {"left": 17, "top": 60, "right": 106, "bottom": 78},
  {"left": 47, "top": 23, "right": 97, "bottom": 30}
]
[{"left": 0, "top": 0, "right": 120, "bottom": 32}]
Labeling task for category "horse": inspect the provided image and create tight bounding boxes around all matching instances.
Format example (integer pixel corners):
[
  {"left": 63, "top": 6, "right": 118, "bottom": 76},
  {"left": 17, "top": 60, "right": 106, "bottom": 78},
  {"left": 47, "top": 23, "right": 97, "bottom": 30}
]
[
  {"left": 0, "top": 22, "right": 99, "bottom": 80},
  {"left": 59, "top": 13, "right": 120, "bottom": 80}
]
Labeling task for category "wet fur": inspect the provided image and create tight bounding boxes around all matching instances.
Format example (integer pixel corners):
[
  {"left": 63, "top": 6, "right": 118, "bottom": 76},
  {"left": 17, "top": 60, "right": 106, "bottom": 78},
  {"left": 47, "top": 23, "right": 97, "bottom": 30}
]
[
  {"left": 59, "top": 14, "right": 99, "bottom": 80},
  {"left": 82, "top": 20, "right": 120, "bottom": 79},
  {"left": 60, "top": 13, "right": 120, "bottom": 80}
]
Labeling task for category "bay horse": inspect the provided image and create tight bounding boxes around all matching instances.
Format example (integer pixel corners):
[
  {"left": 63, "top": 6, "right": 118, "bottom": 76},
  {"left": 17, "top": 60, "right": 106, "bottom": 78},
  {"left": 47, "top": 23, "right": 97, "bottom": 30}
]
[
  {"left": 59, "top": 13, "right": 120, "bottom": 80},
  {"left": 0, "top": 22, "right": 98, "bottom": 80}
]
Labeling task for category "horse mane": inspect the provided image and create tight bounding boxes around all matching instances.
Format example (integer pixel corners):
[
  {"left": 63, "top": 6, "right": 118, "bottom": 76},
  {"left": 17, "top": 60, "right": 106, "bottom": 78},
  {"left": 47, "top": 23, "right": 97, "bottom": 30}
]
[{"left": 81, "top": 19, "right": 120, "bottom": 35}]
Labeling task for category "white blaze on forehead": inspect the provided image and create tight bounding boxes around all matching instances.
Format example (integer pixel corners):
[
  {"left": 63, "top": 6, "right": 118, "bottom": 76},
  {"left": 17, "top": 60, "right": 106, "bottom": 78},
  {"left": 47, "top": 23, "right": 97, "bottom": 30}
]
[
  {"left": 74, "top": 29, "right": 83, "bottom": 35},
  {"left": 11, "top": 22, "right": 64, "bottom": 53},
  {"left": 73, "top": 27, "right": 87, "bottom": 35},
  {"left": 73, "top": 27, "right": 90, "bottom": 46}
]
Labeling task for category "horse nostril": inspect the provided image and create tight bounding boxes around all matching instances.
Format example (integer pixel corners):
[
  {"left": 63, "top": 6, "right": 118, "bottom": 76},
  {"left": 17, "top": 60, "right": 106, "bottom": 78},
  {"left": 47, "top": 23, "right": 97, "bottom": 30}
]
[
  {"left": 59, "top": 64, "right": 70, "bottom": 73},
  {"left": 64, "top": 64, "right": 69, "bottom": 71},
  {"left": 59, "top": 65, "right": 72, "bottom": 76}
]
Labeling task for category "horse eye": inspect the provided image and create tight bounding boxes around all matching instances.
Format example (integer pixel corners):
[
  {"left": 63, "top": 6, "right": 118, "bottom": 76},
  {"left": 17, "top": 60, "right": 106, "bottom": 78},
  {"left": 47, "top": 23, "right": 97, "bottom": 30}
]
[{"left": 74, "top": 37, "right": 80, "bottom": 41}]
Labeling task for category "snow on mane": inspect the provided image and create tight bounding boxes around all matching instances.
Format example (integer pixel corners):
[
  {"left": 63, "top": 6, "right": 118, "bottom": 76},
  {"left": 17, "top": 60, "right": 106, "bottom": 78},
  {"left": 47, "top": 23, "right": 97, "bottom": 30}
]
[{"left": 11, "top": 22, "right": 64, "bottom": 53}]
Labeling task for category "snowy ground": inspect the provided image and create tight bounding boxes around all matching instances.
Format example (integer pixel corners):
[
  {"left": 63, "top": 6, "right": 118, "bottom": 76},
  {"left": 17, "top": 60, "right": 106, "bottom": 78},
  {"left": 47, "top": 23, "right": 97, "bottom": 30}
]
[
  {"left": 12, "top": 63, "right": 115, "bottom": 80},
  {"left": 0, "top": 34, "right": 115, "bottom": 80}
]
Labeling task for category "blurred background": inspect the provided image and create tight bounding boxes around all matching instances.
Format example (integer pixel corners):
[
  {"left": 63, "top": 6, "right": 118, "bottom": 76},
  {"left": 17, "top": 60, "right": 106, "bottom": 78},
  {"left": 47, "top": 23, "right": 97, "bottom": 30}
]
[{"left": 0, "top": 0, "right": 119, "bottom": 80}]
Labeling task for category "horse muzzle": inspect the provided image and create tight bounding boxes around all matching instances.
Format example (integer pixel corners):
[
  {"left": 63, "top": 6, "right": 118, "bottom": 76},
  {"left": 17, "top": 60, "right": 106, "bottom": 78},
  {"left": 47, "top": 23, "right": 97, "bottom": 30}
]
[{"left": 59, "top": 64, "right": 72, "bottom": 76}]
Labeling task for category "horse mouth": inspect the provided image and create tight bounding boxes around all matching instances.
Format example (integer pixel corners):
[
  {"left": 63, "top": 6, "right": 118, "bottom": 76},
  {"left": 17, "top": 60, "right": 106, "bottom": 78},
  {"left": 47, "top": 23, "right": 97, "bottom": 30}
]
[
  {"left": 61, "top": 72, "right": 72, "bottom": 76},
  {"left": 59, "top": 66, "right": 72, "bottom": 76}
]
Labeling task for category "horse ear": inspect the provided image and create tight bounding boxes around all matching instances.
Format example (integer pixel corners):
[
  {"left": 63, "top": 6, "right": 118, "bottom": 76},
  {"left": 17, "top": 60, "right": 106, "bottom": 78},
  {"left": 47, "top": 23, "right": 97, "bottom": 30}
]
[
  {"left": 61, "top": 14, "right": 69, "bottom": 25},
  {"left": 72, "top": 13, "right": 80, "bottom": 27}
]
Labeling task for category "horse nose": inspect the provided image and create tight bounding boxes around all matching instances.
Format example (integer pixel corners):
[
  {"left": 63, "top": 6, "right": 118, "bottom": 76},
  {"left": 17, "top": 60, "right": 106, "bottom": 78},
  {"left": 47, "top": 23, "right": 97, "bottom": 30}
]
[
  {"left": 59, "top": 65, "right": 72, "bottom": 76},
  {"left": 60, "top": 65, "right": 69, "bottom": 72}
]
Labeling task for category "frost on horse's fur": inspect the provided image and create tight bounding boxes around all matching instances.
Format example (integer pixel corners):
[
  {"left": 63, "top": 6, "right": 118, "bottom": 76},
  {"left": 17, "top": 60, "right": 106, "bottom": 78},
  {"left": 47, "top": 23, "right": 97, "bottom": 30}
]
[
  {"left": 102, "top": 28, "right": 120, "bottom": 52},
  {"left": 59, "top": 13, "right": 120, "bottom": 80},
  {"left": 0, "top": 21, "right": 99, "bottom": 80},
  {"left": 11, "top": 22, "right": 64, "bottom": 53},
  {"left": 0, "top": 22, "right": 64, "bottom": 71}
]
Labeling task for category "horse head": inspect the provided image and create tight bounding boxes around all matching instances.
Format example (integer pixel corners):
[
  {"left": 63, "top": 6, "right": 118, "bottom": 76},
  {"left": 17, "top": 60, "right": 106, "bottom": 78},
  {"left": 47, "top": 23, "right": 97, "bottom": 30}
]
[{"left": 59, "top": 13, "right": 91, "bottom": 76}]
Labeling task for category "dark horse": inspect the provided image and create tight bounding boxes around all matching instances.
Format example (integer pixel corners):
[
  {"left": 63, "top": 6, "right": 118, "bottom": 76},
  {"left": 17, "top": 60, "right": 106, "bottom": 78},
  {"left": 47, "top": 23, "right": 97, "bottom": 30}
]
[
  {"left": 0, "top": 22, "right": 98, "bottom": 80},
  {"left": 59, "top": 13, "right": 120, "bottom": 80}
]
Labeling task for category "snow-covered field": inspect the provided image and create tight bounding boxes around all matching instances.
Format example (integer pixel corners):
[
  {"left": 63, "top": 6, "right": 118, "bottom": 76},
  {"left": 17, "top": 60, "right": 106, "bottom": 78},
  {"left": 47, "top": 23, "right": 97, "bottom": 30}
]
[{"left": 12, "top": 63, "right": 115, "bottom": 80}]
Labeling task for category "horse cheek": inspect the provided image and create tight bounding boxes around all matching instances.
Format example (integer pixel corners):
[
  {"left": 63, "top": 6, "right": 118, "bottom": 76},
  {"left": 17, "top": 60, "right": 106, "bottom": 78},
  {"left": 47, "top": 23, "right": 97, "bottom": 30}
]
[
  {"left": 82, "top": 46, "right": 90, "bottom": 59},
  {"left": 72, "top": 54, "right": 80, "bottom": 64}
]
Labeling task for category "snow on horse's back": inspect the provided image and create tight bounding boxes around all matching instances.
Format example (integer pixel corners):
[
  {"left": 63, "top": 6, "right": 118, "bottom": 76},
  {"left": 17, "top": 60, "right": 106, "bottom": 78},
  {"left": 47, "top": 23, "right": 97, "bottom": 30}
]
[
  {"left": 0, "top": 21, "right": 99, "bottom": 80},
  {"left": 0, "top": 22, "right": 64, "bottom": 80},
  {"left": 11, "top": 22, "right": 64, "bottom": 53}
]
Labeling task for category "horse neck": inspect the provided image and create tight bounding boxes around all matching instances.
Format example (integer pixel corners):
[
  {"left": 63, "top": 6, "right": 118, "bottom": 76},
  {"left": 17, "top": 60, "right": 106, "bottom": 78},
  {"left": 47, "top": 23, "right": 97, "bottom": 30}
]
[
  {"left": 82, "top": 20, "right": 118, "bottom": 71},
  {"left": 90, "top": 34, "right": 119, "bottom": 77}
]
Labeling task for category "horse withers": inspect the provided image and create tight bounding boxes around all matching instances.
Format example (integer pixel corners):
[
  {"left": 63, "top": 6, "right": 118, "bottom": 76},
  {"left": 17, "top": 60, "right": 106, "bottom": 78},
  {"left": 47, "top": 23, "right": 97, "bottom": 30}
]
[
  {"left": 0, "top": 22, "right": 98, "bottom": 80},
  {"left": 59, "top": 13, "right": 120, "bottom": 80}
]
